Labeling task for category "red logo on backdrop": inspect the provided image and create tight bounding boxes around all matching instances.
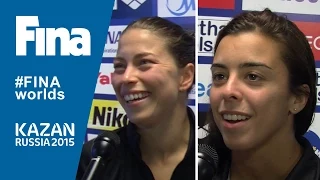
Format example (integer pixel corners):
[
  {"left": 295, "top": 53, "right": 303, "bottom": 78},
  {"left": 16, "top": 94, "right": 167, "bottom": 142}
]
[
  {"left": 295, "top": 22, "right": 320, "bottom": 61},
  {"left": 98, "top": 72, "right": 111, "bottom": 85},
  {"left": 199, "top": 0, "right": 235, "bottom": 9}
]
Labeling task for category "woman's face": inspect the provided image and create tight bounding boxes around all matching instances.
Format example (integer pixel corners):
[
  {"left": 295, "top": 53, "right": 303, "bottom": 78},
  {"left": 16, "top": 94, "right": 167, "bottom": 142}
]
[
  {"left": 210, "top": 32, "right": 297, "bottom": 151},
  {"left": 111, "top": 28, "right": 183, "bottom": 128}
]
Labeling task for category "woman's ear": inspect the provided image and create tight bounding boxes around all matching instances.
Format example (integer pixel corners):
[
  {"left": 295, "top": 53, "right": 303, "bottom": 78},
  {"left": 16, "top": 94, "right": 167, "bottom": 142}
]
[
  {"left": 179, "top": 63, "right": 195, "bottom": 92},
  {"left": 289, "top": 84, "right": 310, "bottom": 114}
]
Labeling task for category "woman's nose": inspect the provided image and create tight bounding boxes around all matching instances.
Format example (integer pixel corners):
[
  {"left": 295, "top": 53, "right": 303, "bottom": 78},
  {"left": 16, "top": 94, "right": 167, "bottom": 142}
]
[
  {"left": 122, "top": 66, "right": 138, "bottom": 84},
  {"left": 221, "top": 76, "right": 243, "bottom": 101}
]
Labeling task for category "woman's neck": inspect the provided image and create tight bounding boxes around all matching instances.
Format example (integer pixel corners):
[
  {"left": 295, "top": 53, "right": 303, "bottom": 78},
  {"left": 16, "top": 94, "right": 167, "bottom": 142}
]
[
  {"left": 230, "top": 135, "right": 303, "bottom": 180},
  {"left": 138, "top": 106, "right": 191, "bottom": 162}
]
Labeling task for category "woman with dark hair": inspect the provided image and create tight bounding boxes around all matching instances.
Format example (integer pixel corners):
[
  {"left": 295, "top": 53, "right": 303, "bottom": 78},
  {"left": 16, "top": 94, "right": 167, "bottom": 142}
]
[
  {"left": 77, "top": 17, "right": 195, "bottom": 180},
  {"left": 207, "top": 8, "right": 320, "bottom": 180}
]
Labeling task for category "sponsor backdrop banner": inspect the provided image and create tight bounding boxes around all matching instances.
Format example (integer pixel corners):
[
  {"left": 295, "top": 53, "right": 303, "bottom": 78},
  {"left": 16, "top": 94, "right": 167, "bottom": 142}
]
[
  {"left": 85, "top": 0, "right": 196, "bottom": 142},
  {"left": 198, "top": 0, "right": 320, "bottom": 158},
  {"left": 1, "top": 0, "right": 114, "bottom": 179}
]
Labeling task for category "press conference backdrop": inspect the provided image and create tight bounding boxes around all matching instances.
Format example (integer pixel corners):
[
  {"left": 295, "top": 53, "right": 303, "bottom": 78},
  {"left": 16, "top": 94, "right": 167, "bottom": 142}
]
[
  {"left": 197, "top": 0, "right": 320, "bottom": 157},
  {"left": 84, "top": 0, "right": 196, "bottom": 142}
]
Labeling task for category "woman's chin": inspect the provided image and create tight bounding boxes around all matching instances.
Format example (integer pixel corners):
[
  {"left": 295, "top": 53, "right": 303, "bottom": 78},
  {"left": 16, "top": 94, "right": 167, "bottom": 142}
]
[{"left": 223, "top": 137, "right": 255, "bottom": 151}]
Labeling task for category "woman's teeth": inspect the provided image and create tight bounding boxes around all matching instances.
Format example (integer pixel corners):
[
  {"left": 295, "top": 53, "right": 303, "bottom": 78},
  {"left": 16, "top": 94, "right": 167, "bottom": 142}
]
[
  {"left": 124, "top": 92, "right": 149, "bottom": 102},
  {"left": 223, "top": 114, "right": 249, "bottom": 121}
]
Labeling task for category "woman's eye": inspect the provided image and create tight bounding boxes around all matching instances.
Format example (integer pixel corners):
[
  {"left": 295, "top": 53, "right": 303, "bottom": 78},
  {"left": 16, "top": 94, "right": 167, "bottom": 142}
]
[
  {"left": 140, "top": 59, "right": 152, "bottom": 65},
  {"left": 113, "top": 63, "right": 125, "bottom": 69},
  {"left": 247, "top": 74, "right": 260, "bottom": 81},
  {"left": 113, "top": 63, "right": 126, "bottom": 73},
  {"left": 212, "top": 74, "right": 226, "bottom": 81}
]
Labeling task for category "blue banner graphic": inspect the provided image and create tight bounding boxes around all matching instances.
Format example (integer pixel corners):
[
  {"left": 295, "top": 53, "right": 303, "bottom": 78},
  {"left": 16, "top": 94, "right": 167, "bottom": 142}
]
[{"left": 0, "top": 0, "right": 114, "bottom": 179}]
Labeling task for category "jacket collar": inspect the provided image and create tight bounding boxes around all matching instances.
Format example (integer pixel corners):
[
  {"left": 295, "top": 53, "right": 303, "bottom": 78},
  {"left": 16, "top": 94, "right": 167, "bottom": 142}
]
[
  {"left": 286, "top": 136, "right": 320, "bottom": 180},
  {"left": 216, "top": 136, "right": 320, "bottom": 180}
]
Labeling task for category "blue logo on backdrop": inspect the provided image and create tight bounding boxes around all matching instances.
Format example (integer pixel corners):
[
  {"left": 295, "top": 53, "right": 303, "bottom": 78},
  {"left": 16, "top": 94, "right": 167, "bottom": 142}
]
[
  {"left": 304, "top": 130, "right": 320, "bottom": 157},
  {"left": 166, "top": 0, "right": 195, "bottom": 16},
  {"left": 112, "top": 0, "right": 153, "bottom": 19}
]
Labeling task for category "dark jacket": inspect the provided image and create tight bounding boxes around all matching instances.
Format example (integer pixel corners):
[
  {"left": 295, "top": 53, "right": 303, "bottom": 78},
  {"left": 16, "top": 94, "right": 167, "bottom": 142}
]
[
  {"left": 76, "top": 107, "right": 195, "bottom": 180},
  {"left": 214, "top": 136, "right": 320, "bottom": 180}
]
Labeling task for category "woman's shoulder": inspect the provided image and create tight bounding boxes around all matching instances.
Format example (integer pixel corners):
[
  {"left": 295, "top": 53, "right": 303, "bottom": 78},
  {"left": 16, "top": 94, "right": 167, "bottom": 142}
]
[{"left": 286, "top": 136, "right": 320, "bottom": 180}]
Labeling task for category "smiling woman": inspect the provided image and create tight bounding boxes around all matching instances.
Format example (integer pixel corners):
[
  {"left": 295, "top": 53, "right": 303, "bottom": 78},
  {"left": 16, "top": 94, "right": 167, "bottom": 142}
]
[
  {"left": 76, "top": 17, "right": 195, "bottom": 180},
  {"left": 205, "top": 8, "right": 320, "bottom": 180}
]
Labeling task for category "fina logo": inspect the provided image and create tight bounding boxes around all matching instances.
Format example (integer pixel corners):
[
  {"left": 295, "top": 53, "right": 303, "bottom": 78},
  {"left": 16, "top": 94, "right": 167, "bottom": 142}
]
[
  {"left": 121, "top": 0, "right": 146, "bottom": 10},
  {"left": 16, "top": 16, "right": 91, "bottom": 56},
  {"left": 166, "top": 0, "right": 195, "bottom": 16}
]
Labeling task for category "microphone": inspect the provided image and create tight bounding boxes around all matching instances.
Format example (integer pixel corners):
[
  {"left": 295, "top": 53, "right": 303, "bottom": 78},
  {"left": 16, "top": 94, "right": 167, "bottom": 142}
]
[
  {"left": 81, "top": 131, "right": 121, "bottom": 180},
  {"left": 198, "top": 144, "right": 219, "bottom": 180}
]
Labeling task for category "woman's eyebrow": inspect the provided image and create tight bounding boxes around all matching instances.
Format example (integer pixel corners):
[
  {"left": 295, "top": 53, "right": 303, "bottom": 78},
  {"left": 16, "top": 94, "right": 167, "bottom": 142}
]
[
  {"left": 210, "top": 62, "right": 273, "bottom": 70},
  {"left": 239, "top": 62, "right": 273, "bottom": 70}
]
